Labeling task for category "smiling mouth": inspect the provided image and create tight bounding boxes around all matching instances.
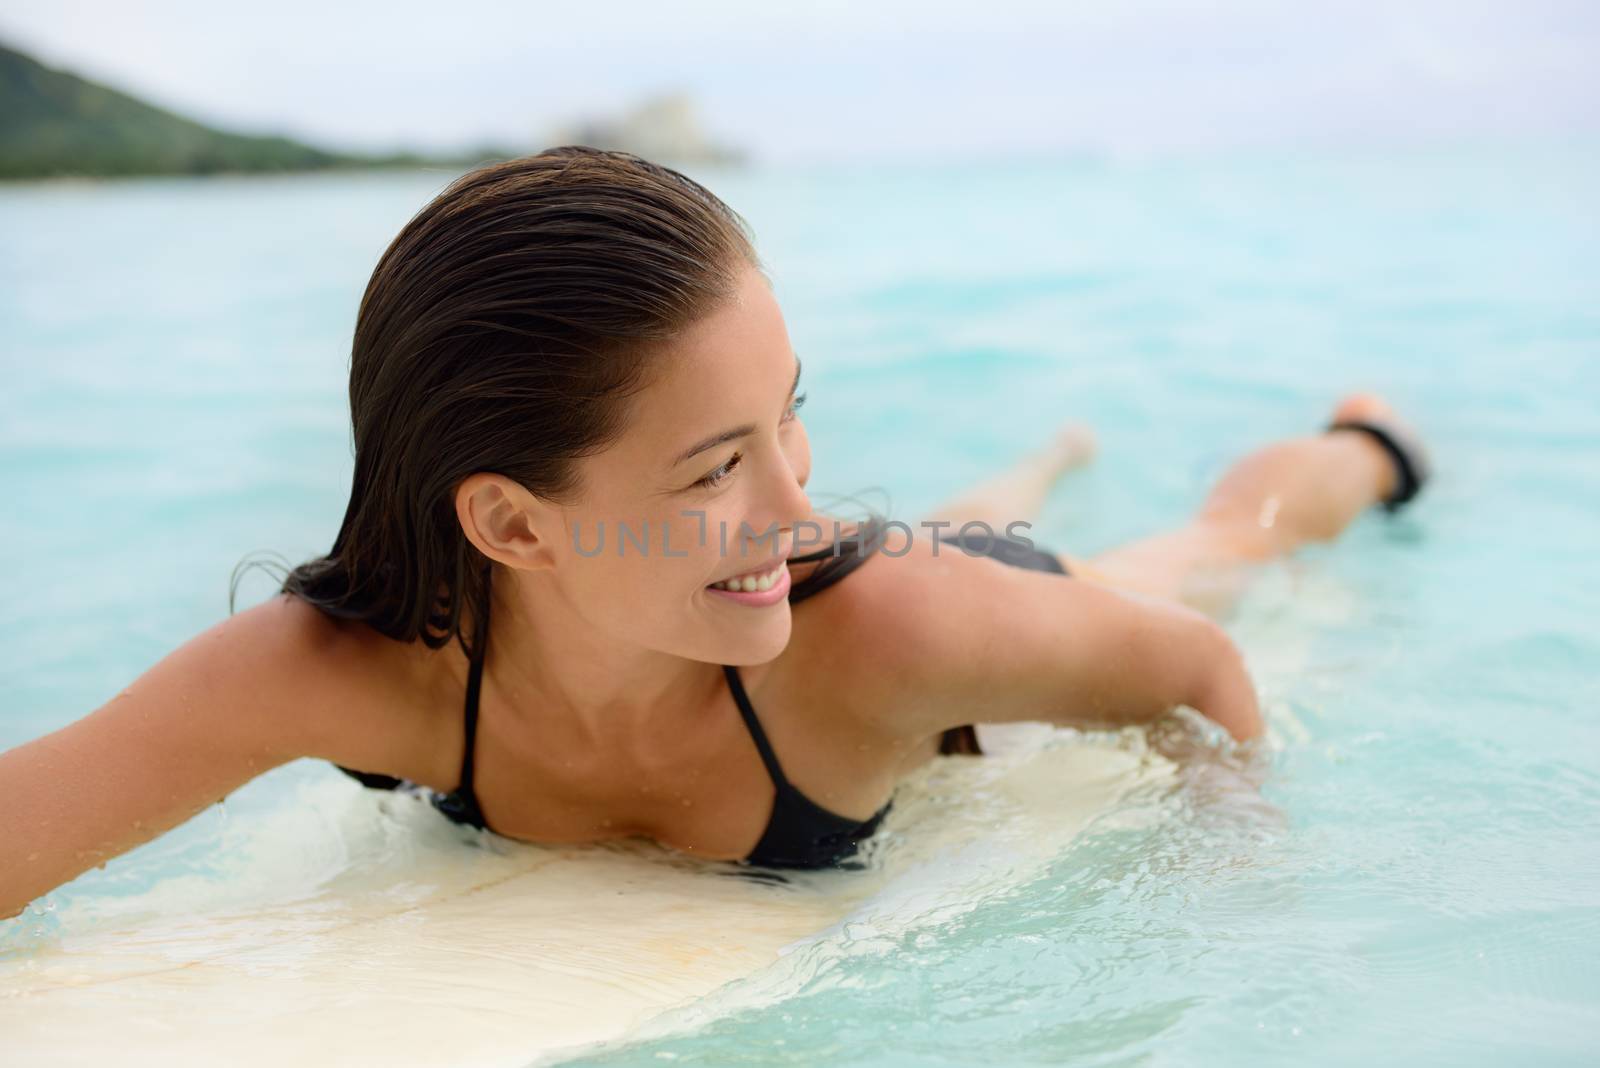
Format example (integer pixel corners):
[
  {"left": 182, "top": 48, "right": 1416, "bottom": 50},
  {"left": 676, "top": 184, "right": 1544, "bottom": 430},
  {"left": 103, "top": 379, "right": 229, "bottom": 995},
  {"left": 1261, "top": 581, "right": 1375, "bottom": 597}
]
[{"left": 707, "top": 559, "right": 788, "bottom": 592}]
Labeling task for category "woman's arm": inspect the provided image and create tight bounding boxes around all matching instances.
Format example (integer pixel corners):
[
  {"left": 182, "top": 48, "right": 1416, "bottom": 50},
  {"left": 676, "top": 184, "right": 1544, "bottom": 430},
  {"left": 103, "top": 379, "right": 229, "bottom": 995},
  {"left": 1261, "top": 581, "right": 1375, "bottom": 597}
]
[
  {"left": 850, "top": 542, "right": 1263, "bottom": 745},
  {"left": 0, "top": 595, "right": 363, "bottom": 920}
]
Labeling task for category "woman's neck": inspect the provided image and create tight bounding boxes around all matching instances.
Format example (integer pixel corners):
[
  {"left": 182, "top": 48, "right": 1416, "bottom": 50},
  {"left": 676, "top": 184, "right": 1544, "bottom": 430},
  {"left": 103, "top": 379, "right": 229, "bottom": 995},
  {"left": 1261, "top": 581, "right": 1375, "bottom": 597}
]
[{"left": 471, "top": 569, "right": 733, "bottom": 749}]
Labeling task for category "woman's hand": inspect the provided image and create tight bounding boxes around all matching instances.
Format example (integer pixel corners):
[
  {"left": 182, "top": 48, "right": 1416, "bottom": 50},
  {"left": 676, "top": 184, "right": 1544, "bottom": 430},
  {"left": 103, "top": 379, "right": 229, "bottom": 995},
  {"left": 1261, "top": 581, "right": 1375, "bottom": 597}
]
[{"left": 1177, "top": 617, "right": 1263, "bottom": 742}]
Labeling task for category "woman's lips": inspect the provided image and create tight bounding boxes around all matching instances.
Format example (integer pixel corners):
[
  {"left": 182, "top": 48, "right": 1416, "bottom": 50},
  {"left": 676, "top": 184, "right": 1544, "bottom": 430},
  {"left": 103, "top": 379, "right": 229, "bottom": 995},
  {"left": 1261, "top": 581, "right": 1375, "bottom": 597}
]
[{"left": 705, "top": 560, "right": 791, "bottom": 606}]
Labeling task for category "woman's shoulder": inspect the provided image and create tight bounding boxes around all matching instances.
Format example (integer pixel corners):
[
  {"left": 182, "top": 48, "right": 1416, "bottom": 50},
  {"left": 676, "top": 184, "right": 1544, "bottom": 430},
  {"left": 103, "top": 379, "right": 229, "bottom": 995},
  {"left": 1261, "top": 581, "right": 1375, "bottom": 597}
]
[
  {"left": 787, "top": 520, "right": 1096, "bottom": 741},
  {"left": 790, "top": 515, "right": 995, "bottom": 621},
  {"left": 782, "top": 523, "right": 990, "bottom": 733},
  {"left": 237, "top": 594, "right": 460, "bottom": 788}
]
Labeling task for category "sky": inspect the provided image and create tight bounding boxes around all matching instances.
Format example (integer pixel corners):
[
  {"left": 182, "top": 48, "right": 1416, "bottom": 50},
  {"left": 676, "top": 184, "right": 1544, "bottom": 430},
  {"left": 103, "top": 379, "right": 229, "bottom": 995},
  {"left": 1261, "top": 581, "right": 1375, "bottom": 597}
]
[{"left": 1, "top": 0, "right": 1596, "bottom": 165}]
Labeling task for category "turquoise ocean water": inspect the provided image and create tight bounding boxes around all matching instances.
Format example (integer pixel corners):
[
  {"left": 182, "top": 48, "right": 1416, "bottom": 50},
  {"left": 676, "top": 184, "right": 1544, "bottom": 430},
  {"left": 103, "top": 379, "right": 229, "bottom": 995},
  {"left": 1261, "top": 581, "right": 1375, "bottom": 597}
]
[{"left": 1, "top": 145, "right": 1597, "bottom": 1063}]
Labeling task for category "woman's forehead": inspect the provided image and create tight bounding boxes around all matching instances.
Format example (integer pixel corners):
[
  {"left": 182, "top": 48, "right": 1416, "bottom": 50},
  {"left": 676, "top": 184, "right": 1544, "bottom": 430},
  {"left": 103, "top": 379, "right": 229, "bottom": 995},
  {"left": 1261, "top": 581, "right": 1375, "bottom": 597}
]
[{"left": 619, "top": 278, "right": 796, "bottom": 451}]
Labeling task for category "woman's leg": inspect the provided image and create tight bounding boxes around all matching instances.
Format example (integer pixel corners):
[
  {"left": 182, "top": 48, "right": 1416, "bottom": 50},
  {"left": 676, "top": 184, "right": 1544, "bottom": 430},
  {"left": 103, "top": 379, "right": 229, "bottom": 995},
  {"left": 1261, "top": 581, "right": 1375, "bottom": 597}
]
[
  {"left": 920, "top": 424, "right": 1097, "bottom": 532},
  {"left": 1075, "top": 393, "right": 1417, "bottom": 619}
]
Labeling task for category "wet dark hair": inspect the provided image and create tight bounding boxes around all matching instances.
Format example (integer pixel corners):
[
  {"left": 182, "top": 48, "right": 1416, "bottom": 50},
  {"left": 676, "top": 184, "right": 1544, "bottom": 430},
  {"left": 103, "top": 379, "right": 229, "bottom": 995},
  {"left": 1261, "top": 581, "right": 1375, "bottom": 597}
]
[{"left": 232, "top": 146, "right": 886, "bottom": 660}]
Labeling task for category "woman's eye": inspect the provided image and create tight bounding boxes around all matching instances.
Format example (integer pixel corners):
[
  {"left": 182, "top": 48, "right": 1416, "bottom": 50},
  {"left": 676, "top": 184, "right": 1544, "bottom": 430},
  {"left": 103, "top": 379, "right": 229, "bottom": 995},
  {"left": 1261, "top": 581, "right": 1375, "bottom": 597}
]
[
  {"left": 695, "top": 451, "right": 743, "bottom": 489},
  {"left": 692, "top": 394, "right": 804, "bottom": 491}
]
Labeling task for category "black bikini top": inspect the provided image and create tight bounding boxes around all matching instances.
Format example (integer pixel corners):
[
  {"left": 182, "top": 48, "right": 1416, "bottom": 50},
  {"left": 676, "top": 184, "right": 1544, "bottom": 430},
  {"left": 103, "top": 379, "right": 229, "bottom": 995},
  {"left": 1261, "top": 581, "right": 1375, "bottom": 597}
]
[
  {"left": 334, "top": 519, "right": 972, "bottom": 870},
  {"left": 722, "top": 662, "right": 891, "bottom": 869},
  {"left": 332, "top": 607, "right": 490, "bottom": 833}
]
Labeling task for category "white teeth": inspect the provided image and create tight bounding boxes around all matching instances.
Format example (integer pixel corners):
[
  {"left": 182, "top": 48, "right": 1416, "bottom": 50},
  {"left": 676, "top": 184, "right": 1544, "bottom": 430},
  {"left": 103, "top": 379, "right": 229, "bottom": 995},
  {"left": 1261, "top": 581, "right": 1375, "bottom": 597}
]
[{"left": 712, "top": 561, "right": 783, "bottom": 592}]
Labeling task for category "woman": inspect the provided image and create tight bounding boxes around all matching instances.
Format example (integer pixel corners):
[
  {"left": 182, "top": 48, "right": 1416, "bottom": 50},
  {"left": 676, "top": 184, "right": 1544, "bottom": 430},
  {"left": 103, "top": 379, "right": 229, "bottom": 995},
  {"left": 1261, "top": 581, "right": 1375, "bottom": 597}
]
[{"left": 0, "top": 147, "right": 1429, "bottom": 916}]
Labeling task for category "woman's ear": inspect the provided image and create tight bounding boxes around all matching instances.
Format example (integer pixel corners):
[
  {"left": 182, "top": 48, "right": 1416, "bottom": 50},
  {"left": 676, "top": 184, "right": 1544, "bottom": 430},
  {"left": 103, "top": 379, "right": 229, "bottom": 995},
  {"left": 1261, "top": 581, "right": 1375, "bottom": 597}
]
[{"left": 454, "top": 473, "right": 559, "bottom": 572}]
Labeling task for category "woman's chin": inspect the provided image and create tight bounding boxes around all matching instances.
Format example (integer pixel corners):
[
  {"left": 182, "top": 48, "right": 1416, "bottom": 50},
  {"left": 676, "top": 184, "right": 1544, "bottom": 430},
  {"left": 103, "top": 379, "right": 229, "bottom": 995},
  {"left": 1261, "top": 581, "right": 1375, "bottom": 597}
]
[{"left": 700, "top": 613, "right": 792, "bottom": 665}]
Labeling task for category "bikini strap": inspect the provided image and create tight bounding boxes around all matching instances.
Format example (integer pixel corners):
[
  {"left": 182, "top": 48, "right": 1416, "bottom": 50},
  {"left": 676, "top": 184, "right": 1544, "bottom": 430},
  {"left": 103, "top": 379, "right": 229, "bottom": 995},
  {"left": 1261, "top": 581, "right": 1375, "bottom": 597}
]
[
  {"left": 432, "top": 567, "right": 492, "bottom": 836},
  {"left": 459, "top": 614, "right": 487, "bottom": 797},
  {"left": 723, "top": 664, "right": 792, "bottom": 791}
]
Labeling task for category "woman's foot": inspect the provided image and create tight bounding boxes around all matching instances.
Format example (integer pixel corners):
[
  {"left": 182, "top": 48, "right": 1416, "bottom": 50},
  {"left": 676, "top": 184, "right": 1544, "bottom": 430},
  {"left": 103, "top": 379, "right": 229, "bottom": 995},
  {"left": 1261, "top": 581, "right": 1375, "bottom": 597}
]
[
  {"left": 1325, "top": 392, "right": 1431, "bottom": 510},
  {"left": 1329, "top": 390, "right": 1409, "bottom": 431},
  {"left": 1041, "top": 421, "right": 1098, "bottom": 480},
  {"left": 918, "top": 421, "right": 1098, "bottom": 534}
]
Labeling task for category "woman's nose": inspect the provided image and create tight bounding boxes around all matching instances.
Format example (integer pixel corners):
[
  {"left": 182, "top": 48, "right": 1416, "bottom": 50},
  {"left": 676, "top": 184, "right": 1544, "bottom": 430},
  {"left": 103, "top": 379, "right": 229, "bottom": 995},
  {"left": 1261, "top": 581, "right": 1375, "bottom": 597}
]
[{"left": 777, "top": 451, "right": 811, "bottom": 525}]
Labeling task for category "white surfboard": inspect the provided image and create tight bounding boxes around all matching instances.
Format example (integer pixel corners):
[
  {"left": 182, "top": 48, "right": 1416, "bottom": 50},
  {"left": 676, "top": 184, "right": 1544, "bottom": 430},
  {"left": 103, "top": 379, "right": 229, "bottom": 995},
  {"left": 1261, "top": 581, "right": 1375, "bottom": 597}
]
[{"left": 1, "top": 727, "right": 1177, "bottom": 1067}]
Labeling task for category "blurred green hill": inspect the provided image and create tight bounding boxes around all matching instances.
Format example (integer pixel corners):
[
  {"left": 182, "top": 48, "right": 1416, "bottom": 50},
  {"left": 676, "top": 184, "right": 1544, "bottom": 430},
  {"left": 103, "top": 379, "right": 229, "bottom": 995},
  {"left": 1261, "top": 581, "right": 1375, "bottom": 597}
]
[{"left": 0, "top": 40, "right": 514, "bottom": 180}]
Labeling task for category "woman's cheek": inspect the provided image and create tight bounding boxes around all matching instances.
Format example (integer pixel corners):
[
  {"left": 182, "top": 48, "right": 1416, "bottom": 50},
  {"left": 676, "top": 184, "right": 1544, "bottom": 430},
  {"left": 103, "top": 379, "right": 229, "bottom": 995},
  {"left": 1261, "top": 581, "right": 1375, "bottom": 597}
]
[{"left": 679, "top": 499, "right": 736, "bottom": 562}]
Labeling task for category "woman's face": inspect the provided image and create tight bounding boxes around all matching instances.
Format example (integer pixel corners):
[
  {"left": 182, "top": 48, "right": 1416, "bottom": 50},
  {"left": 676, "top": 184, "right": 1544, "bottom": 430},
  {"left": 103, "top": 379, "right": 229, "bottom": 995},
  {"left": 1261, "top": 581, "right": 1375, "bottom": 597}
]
[{"left": 541, "top": 264, "right": 815, "bottom": 666}]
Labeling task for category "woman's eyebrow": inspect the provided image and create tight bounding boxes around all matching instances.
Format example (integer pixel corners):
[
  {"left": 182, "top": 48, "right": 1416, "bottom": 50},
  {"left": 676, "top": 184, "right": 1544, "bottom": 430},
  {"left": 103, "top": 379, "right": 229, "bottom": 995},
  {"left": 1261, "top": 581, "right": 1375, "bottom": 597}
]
[{"left": 671, "top": 354, "right": 802, "bottom": 466}]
